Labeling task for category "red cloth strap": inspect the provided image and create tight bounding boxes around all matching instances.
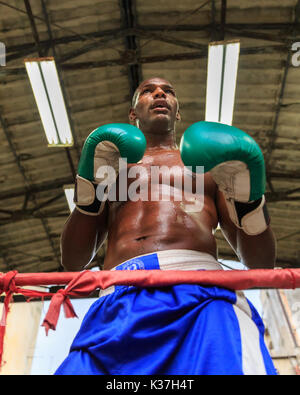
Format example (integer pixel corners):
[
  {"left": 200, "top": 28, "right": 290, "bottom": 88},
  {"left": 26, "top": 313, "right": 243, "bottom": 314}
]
[
  {"left": 0, "top": 271, "right": 18, "bottom": 326},
  {"left": 0, "top": 270, "right": 55, "bottom": 367},
  {"left": 41, "top": 271, "right": 91, "bottom": 334},
  {"left": 0, "top": 270, "right": 18, "bottom": 368}
]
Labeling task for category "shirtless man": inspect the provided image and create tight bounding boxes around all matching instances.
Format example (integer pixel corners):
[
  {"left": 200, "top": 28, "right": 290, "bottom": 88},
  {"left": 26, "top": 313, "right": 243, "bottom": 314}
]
[{"left": 55, "top": 77, "right": 277, "bottom": 375}]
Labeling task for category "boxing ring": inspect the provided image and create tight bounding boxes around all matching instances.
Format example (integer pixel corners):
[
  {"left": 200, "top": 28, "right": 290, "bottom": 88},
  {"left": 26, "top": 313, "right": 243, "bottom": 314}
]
[{"left": 1, "top": 267, "right": 300, "bottom": 368}]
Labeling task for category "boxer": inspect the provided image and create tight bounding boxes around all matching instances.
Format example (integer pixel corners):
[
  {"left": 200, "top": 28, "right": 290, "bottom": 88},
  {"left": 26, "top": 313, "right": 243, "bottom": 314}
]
[{"left": 55, "top": 77, "right": 277, "bottom": 375}]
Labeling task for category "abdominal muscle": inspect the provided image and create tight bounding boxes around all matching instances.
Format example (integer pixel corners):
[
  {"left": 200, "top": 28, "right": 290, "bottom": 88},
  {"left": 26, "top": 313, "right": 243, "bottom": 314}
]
[{"left": 103, "top": 184, "right": 218, "bottom": 270}]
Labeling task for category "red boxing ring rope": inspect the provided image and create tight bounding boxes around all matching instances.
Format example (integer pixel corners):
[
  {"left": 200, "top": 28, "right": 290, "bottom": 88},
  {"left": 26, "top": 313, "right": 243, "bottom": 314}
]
[{"left": 1, "top": 268, "right": 300, "bottom": 367}]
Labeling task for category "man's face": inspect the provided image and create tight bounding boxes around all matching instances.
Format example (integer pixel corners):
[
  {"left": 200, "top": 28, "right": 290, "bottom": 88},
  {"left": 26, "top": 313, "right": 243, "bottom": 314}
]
[{"left": 129, "top": 78, "right": 180, "bottom": 132}]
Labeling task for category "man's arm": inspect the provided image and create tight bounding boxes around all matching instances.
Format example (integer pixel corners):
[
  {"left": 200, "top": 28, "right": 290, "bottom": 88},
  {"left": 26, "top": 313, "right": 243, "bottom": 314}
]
[
  {"left": 61, "top": 124, "right": 146, "bottom": 271},
  {"left": 216, "top": 188, "right": 276, "bottom": 269},
  {"left": 60, "top": 203, "right": 109, "bottom": 271},
  {"left": 180, "top": 121, "right": 276, "bottom": 269}
]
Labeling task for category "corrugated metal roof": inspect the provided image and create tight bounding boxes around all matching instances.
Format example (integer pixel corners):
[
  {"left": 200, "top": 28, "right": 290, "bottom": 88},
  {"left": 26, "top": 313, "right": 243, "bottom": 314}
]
[{"left": 0, "top": 0, "right": 300, "bottom": 272}]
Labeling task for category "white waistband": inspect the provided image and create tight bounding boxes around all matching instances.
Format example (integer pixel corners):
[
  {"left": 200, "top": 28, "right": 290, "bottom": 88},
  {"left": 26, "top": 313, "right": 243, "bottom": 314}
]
[
  {"left": 99, "top": 250, "right": 222, "bottom": 297},
  {"left": 113, "top": 250, "right": 223, "bottom": 271}
]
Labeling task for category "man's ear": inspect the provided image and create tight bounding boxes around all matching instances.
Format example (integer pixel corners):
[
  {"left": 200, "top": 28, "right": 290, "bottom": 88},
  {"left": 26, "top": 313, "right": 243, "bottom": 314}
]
[
  {"left": 176, "top": 110, "right": 181, "bottom": 122},
  {"left": 129, "top": 108, "right": 137, "bottom": 125}
]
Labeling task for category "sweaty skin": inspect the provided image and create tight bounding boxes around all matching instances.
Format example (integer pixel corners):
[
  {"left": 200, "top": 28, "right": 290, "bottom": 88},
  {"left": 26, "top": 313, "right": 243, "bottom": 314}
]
[{"left": 104, "top": 149, "right": 218, "bottom": 269}]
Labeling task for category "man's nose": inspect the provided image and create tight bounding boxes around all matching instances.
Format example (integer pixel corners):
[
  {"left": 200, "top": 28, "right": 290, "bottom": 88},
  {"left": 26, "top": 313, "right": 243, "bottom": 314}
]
[{"left": 153, "top": 87, "right": 166, "bottom": 98}]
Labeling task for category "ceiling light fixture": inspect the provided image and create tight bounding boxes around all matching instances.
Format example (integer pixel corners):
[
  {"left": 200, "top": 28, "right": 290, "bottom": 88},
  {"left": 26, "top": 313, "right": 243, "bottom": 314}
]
[
  {"left": 63, "top": 185, "right": 75, "bottom": 212},
  {"left": 205, "top": 40, "right": 240, "bottom": 126},
  {"left": 24, "top": 57, "right": 73, "bottom": 147}
]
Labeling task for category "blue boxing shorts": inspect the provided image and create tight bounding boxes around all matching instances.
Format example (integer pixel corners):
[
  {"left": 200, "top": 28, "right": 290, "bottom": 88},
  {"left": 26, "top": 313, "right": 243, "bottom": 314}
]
[{"left": 55, "top": 250, "right": 277, "bottom": 375}]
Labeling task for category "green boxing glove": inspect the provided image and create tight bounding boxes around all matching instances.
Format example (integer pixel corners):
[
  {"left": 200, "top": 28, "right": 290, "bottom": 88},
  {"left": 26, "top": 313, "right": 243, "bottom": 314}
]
[
  {"left": 180, "top": 121, "right": 270, "bottom": 235},
  {"left": 74, "top": 123, "right": 146, "bottom": 215}
]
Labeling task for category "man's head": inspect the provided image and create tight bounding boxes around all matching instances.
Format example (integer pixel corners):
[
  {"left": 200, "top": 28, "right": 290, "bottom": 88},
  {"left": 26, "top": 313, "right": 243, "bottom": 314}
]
[{"left": 129, "top": 77, "right": 181, "bottom": 134}]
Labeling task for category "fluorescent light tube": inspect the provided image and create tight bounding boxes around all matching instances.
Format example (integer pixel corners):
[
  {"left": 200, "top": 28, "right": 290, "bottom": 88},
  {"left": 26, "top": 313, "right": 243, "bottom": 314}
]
[
  {"left": 205, "top": 40, "right": 240, "bottom": 126},
  {"left": 24, "top": 57, "right": 73, "bottom": 147},
  {"left": 63, "top": 185, "right": 75, "bottom": 212}
]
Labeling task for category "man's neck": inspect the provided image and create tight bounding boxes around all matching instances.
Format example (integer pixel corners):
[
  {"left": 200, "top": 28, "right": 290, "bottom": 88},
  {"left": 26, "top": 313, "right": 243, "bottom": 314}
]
[{"left": 143, "top": 129, "right": 178, "bottom": 151}]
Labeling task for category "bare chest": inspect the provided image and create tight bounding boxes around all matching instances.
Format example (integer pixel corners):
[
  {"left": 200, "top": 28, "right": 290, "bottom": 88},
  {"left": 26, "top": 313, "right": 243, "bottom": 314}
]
[{"left": 108, "top": 150, "right": 216, "bottom": 206}]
